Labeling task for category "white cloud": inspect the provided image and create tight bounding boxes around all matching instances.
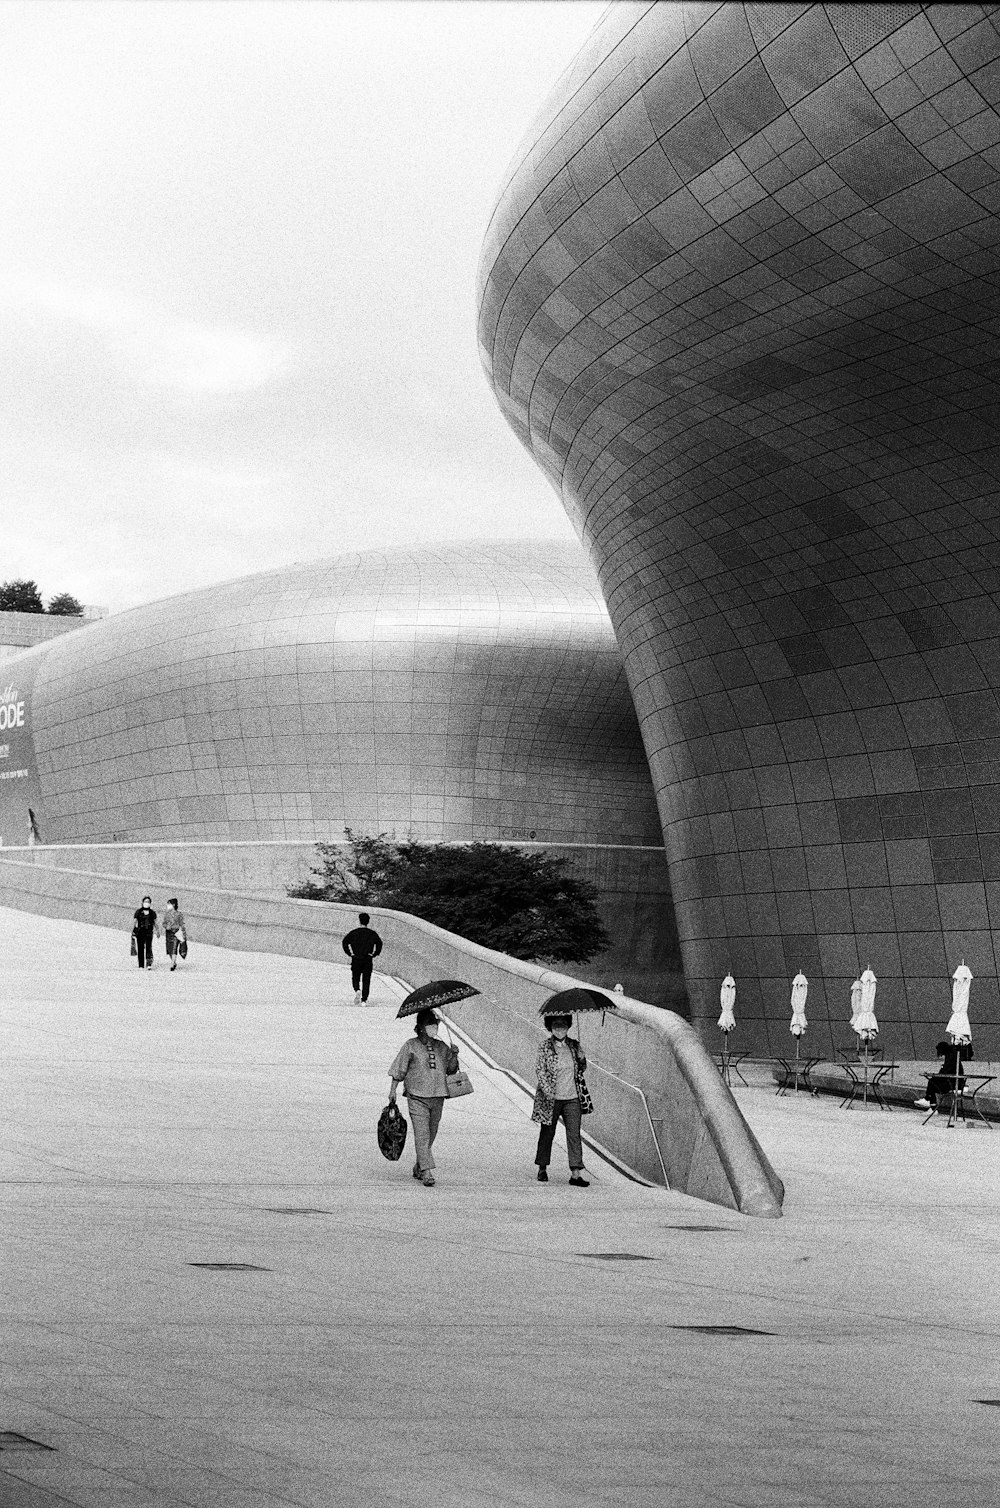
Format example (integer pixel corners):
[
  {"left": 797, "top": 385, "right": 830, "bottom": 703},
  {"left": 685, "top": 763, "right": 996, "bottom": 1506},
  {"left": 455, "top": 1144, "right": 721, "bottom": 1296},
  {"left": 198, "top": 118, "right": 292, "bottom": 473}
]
[{"left": 0, "top": 276, "right": 287, "bottom": 396}]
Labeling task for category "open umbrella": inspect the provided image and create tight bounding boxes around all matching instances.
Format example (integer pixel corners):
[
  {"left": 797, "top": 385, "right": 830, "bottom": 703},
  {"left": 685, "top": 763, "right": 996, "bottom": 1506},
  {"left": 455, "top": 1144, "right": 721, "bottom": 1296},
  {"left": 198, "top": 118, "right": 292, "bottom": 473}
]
[
  {"left": 946, "top": 963, "right": 973, "bottom": 1041},
  {"left": 790, "top": 972, "right": 808, "bottom": 1037},
  {"left": 718, "top": 974, "right": 736, "bottom": 1033},
  {"left": 537, "top": 987, "right": 616, "bottom": 1018},
  {"left": 396, "top": 979, "right": 480, "bottom": 1018}
]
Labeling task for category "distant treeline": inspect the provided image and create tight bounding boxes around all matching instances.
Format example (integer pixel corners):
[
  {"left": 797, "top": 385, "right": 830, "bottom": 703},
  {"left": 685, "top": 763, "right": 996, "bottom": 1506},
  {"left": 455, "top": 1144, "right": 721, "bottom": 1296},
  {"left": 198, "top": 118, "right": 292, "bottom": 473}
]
[{"left": 0, "top": 579, "right": 83, "bottom": 616}]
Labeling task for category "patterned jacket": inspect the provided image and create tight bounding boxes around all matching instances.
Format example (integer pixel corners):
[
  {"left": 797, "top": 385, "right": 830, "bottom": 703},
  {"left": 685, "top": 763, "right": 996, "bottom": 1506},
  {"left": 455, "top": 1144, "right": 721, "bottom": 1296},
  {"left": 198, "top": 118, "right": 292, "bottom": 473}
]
[{"left": 531, "top": 1036, "right": 594, "bottom": 1124}]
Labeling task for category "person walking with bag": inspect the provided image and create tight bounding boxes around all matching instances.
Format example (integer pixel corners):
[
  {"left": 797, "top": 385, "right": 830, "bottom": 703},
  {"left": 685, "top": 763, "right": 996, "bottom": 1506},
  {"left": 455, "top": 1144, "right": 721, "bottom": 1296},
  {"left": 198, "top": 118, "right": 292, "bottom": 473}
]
[
  {"left": 162, "top": 897, "right": 186, "bottom": 971},
  {"left": 131, "top": 896, "right": 160, "bottom": 970},
  {"left": 387, "top": 1009, "right": 458, "bottom": 1187},
  {"left": 532, "top": 1012, "right": 592, "bottom": 1186}
]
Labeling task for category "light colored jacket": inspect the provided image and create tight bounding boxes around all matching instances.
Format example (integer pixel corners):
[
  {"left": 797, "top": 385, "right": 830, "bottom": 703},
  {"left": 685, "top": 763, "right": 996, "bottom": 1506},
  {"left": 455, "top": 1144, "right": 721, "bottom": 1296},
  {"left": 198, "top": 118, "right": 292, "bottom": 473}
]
[
  {"left": 389, "top": 1036, "right": 456, "bottom": 1099},
  {"left": 532, "top": 1036, "right": 593, "bottom": 1124}
]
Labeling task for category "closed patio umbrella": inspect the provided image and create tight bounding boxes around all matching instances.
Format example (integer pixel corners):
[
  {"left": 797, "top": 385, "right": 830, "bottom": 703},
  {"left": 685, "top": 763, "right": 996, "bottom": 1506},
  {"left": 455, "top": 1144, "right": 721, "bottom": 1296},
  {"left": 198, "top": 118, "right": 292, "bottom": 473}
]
[
  {"left": 853, "top": 966, "right": 879, "bottom": 1046},
  {"left": 849, "top": 976, "right": 862, "bottom": 1032},
  {"left": 946, "top": 963, "right": 973, "bottom": 1041},
  {"left": 717, "top": 974, "right": 736, "bottom": 1086},
  {"left": 718, "top": 974, "right": 736, "bottom": 1033},
  {"left": 790, "top": 972, "right": 808, "bottom": 1037}
]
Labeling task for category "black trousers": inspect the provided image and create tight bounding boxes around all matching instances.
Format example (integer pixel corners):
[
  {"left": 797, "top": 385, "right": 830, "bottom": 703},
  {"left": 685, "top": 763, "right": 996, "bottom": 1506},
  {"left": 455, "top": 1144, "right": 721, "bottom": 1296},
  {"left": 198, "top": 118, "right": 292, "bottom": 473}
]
[
  {"left": 535, "top": 1098, "right": 584, "bottom": 1171},
  {"left": 136, "top": 933, "right": 153, "bottom": 967},
  {"left": 927, "top": 1073, "right": 966, "bottom": 1103},
  {"left": 350, "top": 956, "right": 373, "bottom": 1000}
]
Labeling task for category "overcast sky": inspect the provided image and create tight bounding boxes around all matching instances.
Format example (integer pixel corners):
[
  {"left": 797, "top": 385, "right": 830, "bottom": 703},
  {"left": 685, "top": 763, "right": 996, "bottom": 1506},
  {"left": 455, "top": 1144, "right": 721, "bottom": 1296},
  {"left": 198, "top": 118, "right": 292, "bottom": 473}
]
[{"left": 0, "top": 0, "right": 605, "bottom": 612}]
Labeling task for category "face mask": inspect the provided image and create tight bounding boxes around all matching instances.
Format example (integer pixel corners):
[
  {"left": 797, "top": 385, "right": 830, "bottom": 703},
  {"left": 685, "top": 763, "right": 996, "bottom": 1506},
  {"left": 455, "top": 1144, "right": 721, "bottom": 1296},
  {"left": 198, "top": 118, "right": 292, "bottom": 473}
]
[{"left": 424, "top": 1025, "right": 439, "bottom": 1039}]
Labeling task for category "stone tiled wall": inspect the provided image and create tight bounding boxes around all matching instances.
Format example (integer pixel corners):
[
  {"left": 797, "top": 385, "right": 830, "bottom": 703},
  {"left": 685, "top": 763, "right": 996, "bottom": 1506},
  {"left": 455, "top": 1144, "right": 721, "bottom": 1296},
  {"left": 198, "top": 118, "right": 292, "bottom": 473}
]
[
  {"left": 478, "top": 4, "right": 1000, "bottom": 1058},
  {"left": 0, "top": 542, "right": 662, "bottom": 852}
]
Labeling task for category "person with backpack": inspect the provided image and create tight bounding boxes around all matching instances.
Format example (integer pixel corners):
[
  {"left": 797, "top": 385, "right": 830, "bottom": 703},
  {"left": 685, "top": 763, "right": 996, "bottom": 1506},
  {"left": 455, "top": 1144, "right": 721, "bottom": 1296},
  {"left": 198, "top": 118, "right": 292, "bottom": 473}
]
[{"left": 341, "top": 911, "right": 383, "bottom": 1003}]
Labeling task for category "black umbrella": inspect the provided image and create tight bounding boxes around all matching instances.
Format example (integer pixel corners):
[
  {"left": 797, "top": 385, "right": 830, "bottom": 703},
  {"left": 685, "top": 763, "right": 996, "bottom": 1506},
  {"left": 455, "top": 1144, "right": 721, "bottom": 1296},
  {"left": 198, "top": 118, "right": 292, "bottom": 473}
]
[
  {"left": 396, "top": 979, "right": 481, "bottom": 1018},
  {"left": 537, "top": 987, "right": 617, "bottom": 1018}
]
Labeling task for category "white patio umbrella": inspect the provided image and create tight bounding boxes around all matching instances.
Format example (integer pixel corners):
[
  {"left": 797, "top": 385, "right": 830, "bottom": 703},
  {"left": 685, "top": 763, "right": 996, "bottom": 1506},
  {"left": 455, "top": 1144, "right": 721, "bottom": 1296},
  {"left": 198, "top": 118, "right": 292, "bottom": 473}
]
[
  {"left": 849, "top": 976, "right": 862, "bottom": 1031},
  {"left": 790, "top": 972, "right": 808, "bottom": 1037},
  {"left": 718, "top": 974, "right": 736, "bottom": 1033},
  {"left": 946, "top": 963, "right": 973, "bottom": 1041},
  {"left": 853, "top": 966, "right": 879, "bottom": 1043}
]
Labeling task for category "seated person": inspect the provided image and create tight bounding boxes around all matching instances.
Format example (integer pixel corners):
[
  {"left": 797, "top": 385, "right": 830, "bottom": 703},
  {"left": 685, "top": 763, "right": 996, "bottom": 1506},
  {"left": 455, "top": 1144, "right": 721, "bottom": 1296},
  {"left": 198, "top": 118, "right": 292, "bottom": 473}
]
[{"left": 914, "top": 1034, "right": 974, "bottom": 1110}]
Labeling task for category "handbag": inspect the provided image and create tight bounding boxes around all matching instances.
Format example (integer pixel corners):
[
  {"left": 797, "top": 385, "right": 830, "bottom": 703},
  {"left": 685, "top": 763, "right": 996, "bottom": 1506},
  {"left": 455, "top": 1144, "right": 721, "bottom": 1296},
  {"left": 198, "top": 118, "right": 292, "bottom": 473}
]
[
  {"left": 178, "top": 928, "right": 188, "bottom": 960},
  {"left": 446, "top": 1069, "right": 474, "bottom": 1098},
  {"left": 377, "top": 1100, "right": 408, "bottom": 1161},
  {"left": 130, "top": 931, "right": 137, "bottom": 957}
]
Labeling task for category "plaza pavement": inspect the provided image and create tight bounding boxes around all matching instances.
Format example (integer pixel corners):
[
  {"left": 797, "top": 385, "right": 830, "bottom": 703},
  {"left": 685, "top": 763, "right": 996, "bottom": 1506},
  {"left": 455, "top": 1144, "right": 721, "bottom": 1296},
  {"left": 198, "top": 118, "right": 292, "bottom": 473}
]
[{"left": 1, "top": 904, "right": 999, "bottom": 1508}]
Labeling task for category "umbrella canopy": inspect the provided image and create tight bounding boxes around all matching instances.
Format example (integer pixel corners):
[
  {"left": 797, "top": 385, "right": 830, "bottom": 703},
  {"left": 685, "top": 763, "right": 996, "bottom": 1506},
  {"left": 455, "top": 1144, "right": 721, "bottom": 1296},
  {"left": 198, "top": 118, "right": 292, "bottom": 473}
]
[
  {"left": 946, "top": 963, "right": 973, "bottom": 1041},
  {"left": 849, "top": 976, "right": 862, "bottom": 1030},
  {"left": 853, "top": 966, "right": 878, "bottom": 1037},
  {"left": 396, "top": 979, "right": 480, "bottom": 1018},
  {"left": 790, "top": 972, "right": 808, "bottom": 1037},
  {"left": 718, "top": 974, "right": 736, "bottom": 1033},
  {"left": 537, "top": 987, "right": 616, "bottom": 1019}
]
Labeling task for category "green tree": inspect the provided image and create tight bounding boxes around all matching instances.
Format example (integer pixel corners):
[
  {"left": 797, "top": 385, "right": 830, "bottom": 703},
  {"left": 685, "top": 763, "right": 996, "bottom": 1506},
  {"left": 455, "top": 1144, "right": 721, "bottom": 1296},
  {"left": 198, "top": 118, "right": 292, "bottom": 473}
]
[
  {"left": 47, "top": 592, "right": 84, "bottom": 616},
  {"left": 0, "top": 579, "right": 44, "bottom": 613},
  {"left": 290, "top": 830, "right": 610, "bottom": 964}
]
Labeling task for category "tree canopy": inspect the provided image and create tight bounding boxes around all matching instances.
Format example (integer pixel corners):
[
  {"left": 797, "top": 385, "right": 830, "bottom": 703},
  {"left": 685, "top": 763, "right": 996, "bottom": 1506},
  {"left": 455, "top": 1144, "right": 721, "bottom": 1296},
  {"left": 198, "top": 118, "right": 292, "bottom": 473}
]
[
  {"left": 47, "top": 592, "right": 83, "bottom": 616},
  {"left": 0, "top": 579, "right": 44, "bottom": 613},
  {"left": 290, "top": 830, "right": 610, "bottom": 964},
  {"left": 0, "top": 580, "right": 86, "bottom": 615}
]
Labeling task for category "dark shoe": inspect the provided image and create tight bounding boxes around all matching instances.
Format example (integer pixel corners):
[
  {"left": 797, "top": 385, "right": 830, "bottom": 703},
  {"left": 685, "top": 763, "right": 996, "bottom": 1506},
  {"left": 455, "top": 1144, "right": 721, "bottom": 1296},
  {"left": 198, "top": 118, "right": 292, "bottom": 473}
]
[
  {"left": 536, "top": 1167, "right": 548, "bottom": 1182},
  {"left": 421, "top": 1171, "right": 436, "bottom": 1187},
  {"left": 412, "top": 1164, "right": 422, "bottom": 1180},
  {"left": 569, "top": 1175, "right": 590, "bottom": 1188}
]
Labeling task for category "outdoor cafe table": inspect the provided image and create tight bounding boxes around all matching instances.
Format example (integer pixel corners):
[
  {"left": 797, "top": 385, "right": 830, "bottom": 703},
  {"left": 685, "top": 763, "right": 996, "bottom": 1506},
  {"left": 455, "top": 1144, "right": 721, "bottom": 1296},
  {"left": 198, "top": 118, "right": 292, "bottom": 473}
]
[
  {"left": 922, "top": 1071, "right": 996, "bottom": 1129},
  {"left": 840, "top": 1058, "right": 899, "bottom": 1111},
  {"left": 774, "top": 1053, "right": 821, "bottom": 1096}
]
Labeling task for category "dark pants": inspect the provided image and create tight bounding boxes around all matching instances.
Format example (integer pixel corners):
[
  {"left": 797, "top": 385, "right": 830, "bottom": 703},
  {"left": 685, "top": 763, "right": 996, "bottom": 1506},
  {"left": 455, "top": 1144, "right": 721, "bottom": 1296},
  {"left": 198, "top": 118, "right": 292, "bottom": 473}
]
[
  {"left": 136, "top": 933, "right": 153, "bottom": 968},
  {"left": 927, "top": 1073, "right": 965, "bottom": 1104},
  {"left": 165, "top": 930, "right": 178, "bottom": 958},
  {"left": 350, "top": 956, "right": 373, "bottom": 1001},
  {"left": 535, "top": 1098, "right": 583, "bottom": 1171}
]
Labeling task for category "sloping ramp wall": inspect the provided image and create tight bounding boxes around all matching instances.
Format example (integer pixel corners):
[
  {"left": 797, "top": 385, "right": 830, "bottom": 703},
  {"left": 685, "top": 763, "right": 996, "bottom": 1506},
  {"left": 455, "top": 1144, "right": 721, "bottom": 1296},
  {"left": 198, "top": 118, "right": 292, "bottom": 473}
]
[{"left": 0, "top": 854, "right": 782, "bottom": 1218}]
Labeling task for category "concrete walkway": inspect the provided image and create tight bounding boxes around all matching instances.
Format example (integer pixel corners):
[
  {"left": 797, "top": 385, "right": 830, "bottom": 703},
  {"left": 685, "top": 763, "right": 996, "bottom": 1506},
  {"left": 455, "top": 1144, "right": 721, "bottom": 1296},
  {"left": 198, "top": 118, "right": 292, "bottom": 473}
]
[{"left": 2, "top": 905, "right": 999, "bottom": 1508}]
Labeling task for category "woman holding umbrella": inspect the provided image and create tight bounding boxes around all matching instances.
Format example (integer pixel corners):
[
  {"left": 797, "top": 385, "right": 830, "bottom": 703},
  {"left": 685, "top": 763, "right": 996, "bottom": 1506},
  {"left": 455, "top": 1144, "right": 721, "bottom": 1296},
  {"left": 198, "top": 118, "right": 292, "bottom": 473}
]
[
  {"left": 388, "top": 1009, "right": 458, "bottom": 1187},
  {"left": 532, "top": 997, "right": 597, "bottom": 1187},
  {"left": 386, "top": 981, "right": 477, "bottom": 1187}
]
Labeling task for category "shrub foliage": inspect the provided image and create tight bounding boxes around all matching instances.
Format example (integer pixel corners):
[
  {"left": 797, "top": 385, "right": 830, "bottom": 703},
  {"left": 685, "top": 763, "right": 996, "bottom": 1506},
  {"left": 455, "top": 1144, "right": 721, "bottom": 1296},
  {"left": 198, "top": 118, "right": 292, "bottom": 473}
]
[{"left": 289, "top": 830, "right": 610, "bottom": 964}]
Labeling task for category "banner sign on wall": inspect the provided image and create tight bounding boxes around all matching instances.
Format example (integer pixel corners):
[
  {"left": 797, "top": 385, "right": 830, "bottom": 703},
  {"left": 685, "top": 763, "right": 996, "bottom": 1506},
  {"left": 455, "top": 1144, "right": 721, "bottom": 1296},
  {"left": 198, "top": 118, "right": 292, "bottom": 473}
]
[{"left": 0, "top": 655, "right": 46, "bottom": 846}]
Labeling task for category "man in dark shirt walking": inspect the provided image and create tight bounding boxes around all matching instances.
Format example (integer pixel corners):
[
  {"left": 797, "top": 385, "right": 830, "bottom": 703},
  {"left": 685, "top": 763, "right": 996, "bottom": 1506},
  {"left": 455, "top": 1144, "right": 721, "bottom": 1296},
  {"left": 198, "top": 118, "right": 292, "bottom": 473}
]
[{"left": 342, "top": 911, "right": 383, "bottom": 1004}]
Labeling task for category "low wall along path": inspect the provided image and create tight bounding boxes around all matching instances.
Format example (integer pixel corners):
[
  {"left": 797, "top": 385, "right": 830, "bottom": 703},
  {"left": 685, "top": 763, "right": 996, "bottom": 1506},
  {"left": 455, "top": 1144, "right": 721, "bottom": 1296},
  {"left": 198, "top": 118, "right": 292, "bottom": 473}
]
[{"left": 0, "top": 851, "right": 783, "bottom": 1218}]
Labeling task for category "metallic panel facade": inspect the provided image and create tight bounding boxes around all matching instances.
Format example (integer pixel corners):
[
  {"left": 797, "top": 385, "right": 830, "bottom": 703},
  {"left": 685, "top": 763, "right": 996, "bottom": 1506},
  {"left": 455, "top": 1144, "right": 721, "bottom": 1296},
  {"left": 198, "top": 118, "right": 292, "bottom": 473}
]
[
  {"left": 0, "top": 542, "right": 662, "bottom": 850},
  {"left": 478, "top": 3, "right": 1000, "bottom": 1055}
]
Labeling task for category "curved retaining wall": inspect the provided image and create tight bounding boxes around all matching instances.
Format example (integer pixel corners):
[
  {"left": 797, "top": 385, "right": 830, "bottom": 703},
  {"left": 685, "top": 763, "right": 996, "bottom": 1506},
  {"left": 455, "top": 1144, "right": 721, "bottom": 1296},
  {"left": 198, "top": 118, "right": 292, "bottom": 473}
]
[{"left": 0, "top": 854, "right": 782, "bottom": 1218}]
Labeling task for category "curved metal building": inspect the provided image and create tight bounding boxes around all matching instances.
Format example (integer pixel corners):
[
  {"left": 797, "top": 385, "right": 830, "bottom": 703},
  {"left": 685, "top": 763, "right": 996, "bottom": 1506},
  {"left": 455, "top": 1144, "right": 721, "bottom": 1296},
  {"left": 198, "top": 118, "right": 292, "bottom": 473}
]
[
  {"left": 0, "top": 542, "right": 661, "bottom": 850},
  {"left": 479, "top": 3, "right": 1000, "bottom": 1055}
]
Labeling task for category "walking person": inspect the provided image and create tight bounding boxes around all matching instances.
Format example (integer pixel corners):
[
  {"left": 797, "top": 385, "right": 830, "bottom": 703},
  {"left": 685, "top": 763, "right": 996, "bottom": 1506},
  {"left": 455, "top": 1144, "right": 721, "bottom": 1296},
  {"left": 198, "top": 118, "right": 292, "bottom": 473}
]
[
  {"left": 131, "top": 896, "right": 160, "bottom": 970},
  {"left": 162, "top": 897, "right": 186, "bottom": 971},
  {"left": 342, "top": 911, "right": 383, "bottom": 1004},
  {"left": 387, "top": 1009, "right": 457, "bottom": 1187},
  {"left": 532, "top": 1012, "right": 592, "bottom": 1186}
]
